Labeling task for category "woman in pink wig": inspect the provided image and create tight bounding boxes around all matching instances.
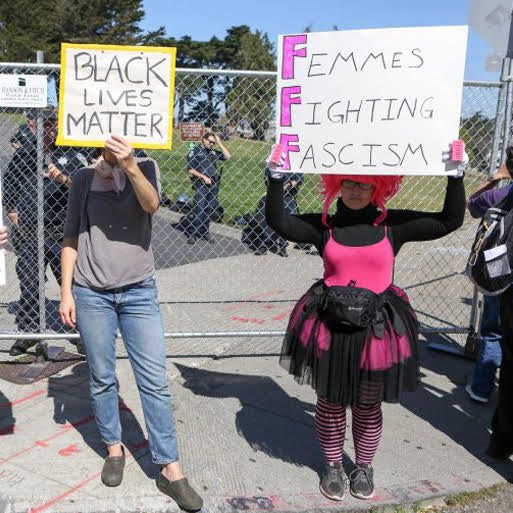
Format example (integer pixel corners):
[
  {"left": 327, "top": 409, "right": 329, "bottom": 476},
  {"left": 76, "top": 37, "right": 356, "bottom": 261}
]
[{"left": 265, "top": 147, "right": 467, "bottom": 502}]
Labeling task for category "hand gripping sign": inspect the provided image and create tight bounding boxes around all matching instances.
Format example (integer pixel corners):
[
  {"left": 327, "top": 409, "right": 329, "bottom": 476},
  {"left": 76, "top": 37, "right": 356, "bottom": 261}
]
[
  {"left": 276, "top": 26, "right": 468, "bottom": 175},
  {"left": 57, "top": 43, "right": 176, "bottom": 149}
]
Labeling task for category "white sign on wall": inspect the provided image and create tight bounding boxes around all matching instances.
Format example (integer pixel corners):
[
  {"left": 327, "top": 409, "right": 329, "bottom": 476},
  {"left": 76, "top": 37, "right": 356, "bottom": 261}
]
[
  {"left": 0, "top": 74, "right": 47, "bottom": 108},
  {"left": 276, "top": 26, "right": 468, "bottom": 175}
]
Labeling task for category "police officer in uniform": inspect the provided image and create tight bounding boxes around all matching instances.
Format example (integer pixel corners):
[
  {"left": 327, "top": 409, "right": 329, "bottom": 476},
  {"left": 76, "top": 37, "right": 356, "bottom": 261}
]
[
  {"left": 186, "top": 132, "right": 230, "bottom": 244},
  {"left": 4, "top": 108, "right": 91, "bottom": 356},
  {"left": 253, "top": 169, "right": 304, "bottom": 257}
]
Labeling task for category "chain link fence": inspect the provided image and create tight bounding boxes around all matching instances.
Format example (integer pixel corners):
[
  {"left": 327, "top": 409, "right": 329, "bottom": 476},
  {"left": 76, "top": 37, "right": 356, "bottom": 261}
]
[{"left": 0, "top": 63, "right": 504, "bottom": 354}]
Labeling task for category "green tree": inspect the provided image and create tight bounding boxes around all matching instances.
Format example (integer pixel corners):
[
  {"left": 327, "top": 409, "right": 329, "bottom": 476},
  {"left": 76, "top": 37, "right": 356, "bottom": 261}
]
[
  {"left": 460, "top": 111, "right": 496, "bottom": 171},
  {"left": 0, "top": 0, "right": 165, "bottom": 62},
  {"left": 225, "top": 30, "right": 276, "bottom": 140}
]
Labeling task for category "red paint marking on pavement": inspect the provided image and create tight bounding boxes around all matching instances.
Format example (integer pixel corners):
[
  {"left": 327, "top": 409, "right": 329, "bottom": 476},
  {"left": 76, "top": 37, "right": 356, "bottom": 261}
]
[
  {"left": 271, "top": 309, "right": 293, "bottom": 321},
  {"left": 58, "top": 444, "right": 81, "bottom": 457},
  {"left": 262, "top": 305, "right": 276, "bottom": 310},
  {"left": 119, "top": 400, "right": 132, "bottom": 413},
  {"left": 231, "top": 316, "right": 266, "bottom": 325},
  {"left": 220, "top": 290, "right": 284, "bottom": 313},
  {"left": 0, "top": 389, "right": 45, "bottom": 409},
  {"left": 28, "top": 437, "right": 149, "bottom": 513},
  {"left": 131, "top": 440, "right": 149, "bottom": 450},
  {"left": 28, "top": 470, "right": 102, "bottom": 513},
  {"left": 0, "top": 415, "right": 95, "bottom": 466}
]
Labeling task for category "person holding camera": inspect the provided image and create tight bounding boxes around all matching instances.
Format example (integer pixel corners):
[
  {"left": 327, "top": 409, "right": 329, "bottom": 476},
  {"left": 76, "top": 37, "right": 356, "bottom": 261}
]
[
  {"left": 185, "top": 132, "right": 230, "bottom": 245},
  {"left": 464, "top": 164, "right": 511, "bottom": 404},
  {"left": 264, "top": 143, "right": 466, "bottom": 502},
  {"left": 463, "top": 149, "right": 513, "bottom": 461}
]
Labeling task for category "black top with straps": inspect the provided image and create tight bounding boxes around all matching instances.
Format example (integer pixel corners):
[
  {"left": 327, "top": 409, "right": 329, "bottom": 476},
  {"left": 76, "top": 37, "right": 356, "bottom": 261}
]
[{"left": 265, "top": 176, "right": 466, "bottom": 255}]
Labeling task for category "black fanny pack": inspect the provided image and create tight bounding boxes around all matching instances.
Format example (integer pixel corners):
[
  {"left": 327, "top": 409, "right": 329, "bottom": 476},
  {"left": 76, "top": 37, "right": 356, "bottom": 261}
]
[{"left": 319, "top": 285, "right": 379, "bottom": 328}]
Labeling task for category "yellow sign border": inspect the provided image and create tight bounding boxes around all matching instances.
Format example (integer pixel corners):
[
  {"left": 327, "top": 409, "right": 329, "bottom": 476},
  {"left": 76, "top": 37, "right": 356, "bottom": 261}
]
[{"left": 56, "top": 42, "right": 176, "bottom": 150}]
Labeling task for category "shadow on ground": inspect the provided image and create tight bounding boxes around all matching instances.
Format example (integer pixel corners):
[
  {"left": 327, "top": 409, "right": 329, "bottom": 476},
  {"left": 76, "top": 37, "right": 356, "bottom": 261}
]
[{"left": 401, "top": 335, "right": 513, "bottom": 482}]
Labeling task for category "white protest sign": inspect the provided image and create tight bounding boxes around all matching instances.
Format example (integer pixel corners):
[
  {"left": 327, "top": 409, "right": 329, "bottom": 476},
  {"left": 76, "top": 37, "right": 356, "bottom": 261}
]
[
  {"left": 276, "top": 26, "right": 468, "bottom": 175},
  {"left": 0, "top": 74, "right": 47, "bottom": 108},
  {"left": 57, "top": 43, "right": 176, "bottom": 149}
]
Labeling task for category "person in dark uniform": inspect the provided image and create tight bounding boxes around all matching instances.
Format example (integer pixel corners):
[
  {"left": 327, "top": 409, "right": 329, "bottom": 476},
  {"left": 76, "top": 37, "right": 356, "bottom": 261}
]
[
  {"left": 4, "top": 108, "right": 90, "bottom": 356},
  {"left": 186, "top": 132, "right": 230, "bottom": 244},
  {"left": 10, "top": 109, "right": 36, "bottom": 150},
  {"left": 253, "top": 169, "right": 304, "bottom": 257}
]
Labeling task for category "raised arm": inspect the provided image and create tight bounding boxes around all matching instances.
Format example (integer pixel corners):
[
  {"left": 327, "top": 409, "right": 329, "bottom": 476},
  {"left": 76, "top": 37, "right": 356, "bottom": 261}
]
[
  {"left": 105, "top": 135, "right": 159, "bottom": 214},
  {"left": 265, "top": 176, "right": 323, "bottom": 246},
  {"left": 389, "top": 176, "right": 466, "bottom": 253}
]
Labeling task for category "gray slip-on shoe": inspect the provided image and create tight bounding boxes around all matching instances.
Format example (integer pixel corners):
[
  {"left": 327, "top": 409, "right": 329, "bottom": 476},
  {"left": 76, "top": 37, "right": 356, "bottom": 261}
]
[
  {"left": 101, "top": 446, "right": 125, "bottom": 487},
  {"left": 157, "top": 473, "right": 203, "bottom": 511}
]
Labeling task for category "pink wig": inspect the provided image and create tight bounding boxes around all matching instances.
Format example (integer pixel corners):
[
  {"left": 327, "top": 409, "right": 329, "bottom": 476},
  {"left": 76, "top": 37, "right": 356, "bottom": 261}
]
[{"left": 321, "top": 174, "right": 403, "bottom": 226}]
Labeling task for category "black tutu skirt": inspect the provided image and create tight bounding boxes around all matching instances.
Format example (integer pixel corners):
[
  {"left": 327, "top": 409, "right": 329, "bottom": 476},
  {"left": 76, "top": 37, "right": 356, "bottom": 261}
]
[{"left": 280, "top": 280, "right": 419, "bottom": 406}]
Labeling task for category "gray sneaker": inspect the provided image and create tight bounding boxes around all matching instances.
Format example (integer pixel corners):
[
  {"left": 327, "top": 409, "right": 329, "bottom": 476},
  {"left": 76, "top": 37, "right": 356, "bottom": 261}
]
[
  {"left": 349, "top": 463, "right": 375, "bottom": 499},
  {"left": 156, "top": 473, "right": 203, "bottom": 511},
  {"left": 319, "top": 462, "right": 346, "bottom": 501}
]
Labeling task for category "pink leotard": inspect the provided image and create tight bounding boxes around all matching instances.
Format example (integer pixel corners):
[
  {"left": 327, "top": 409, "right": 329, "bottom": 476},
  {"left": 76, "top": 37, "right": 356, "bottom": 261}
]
[{"left": 323, "top": 227, "right": 394, "bottom": 294}]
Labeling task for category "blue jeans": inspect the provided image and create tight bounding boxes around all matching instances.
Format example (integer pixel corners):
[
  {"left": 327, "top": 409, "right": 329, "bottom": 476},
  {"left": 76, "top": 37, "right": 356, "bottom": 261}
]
[
  {"left": 73, "top": 277, "right": 178, "bottom": 464},
  {"left": 470, "top": 295, "right": 502, "bottom": 399},
  {"left": 189, "top": 180, "right": 218, "bottom": 238}
]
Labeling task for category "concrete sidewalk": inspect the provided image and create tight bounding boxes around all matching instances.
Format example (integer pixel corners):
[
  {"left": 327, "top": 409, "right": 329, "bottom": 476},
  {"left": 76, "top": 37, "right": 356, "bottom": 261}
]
[{"left": 0, "top": 333, "right": 512, "bottom": 513}]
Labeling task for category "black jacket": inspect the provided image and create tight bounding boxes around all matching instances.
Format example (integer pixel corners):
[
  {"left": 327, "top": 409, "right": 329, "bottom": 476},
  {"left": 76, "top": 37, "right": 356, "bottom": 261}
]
[{"left": 4, "top": 140, "right": 91, "bottom": 235}]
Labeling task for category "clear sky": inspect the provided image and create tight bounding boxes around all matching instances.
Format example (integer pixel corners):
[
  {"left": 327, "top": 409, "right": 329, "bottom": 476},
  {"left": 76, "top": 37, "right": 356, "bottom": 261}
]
[{"left": 141, "top": 0, "right": 504, "bottom": 82}]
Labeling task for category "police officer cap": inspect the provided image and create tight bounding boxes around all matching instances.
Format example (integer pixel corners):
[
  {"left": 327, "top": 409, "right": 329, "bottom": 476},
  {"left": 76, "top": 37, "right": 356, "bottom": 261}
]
[
  {"left": 39, "top": 106, "right": 58, "bottom": 122},
  {"left": 24, "top": 108, "right": 37, "bottom": 119}
]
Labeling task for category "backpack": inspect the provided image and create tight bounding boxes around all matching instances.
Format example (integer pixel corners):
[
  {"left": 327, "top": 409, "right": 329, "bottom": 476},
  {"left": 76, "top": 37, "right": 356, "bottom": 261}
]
[{"left": 466, "top": 187, "right": 513, "bottom": 295}]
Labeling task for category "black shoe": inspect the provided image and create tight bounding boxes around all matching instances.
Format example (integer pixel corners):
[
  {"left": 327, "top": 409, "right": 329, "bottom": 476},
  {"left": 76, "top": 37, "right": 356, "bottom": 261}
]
[
  {"left": 276, "top": 246, "right": 288, "bottom": 257},
  {"left": 253, "top": 247, "right": 268, "bottom": 256},
  {"left": 319, "top": 462, "right": 346, "bottom": 501},
  {"left": 101, "top": 446, "right": 125, "bottom": 487},
  {"left": 202, "top": 234, "right": 215, "bottom": 244},
  {"left": 75, "top": 339, "right": 86, "bottom": 356},
  {"left": 487, "top": 437, "right": 513, "bottom": 460},
  {"left": 349, "top": 463, "right": 374, "bottom": 499},
  {"left": 187, "top": 237, "right": 197, "bottom": 245},
  {"left": 9, "top": 339, "right": 37, "bottom": 357},
  {"left": 270, "top": 244, "right": 288, "bottom": 257},
  {"left": 157, "top": 473, "right": 203, "bottom": 511}
]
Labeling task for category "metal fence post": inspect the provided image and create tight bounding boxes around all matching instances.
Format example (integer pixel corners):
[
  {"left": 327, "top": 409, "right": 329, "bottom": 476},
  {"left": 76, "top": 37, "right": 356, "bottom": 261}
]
[{"left": 36, "top": 51, "right": 46, "bottom": 337}]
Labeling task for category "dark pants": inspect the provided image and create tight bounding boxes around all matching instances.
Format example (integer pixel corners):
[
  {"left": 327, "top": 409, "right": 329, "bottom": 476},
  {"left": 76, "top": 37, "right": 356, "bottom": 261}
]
[
  {"left": 258, "top": 192, "right": 298, "bottom": 250},
  {"left": 14, "top": 236, "right": 61, "bottom": 333},
  {"left": 470, "top": 295, "right": 502, "bottom": 398},
  {"left": 188, "top": 180, "right": 218, "bottom": 238},
  {"left": 492, "top": 286, "right": 513, "bottom": 452}
]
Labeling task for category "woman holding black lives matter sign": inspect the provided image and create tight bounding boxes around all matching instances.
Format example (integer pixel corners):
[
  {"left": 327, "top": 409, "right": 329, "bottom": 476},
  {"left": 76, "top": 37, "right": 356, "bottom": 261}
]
[
  {"left": 264, "top": 142, "right": 467, "bottom": 501},
  {"left": 59, "top": 135, "right": 202, "bottom": 512}
]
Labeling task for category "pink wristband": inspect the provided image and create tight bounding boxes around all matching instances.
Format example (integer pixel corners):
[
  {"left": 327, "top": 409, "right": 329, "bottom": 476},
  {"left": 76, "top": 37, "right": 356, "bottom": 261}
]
[
  {"left": 451, "top": 140, "right": 464, "bottom": 161},
  {"left": 269, "top": 144, "right": 284, "bottom": 166}
]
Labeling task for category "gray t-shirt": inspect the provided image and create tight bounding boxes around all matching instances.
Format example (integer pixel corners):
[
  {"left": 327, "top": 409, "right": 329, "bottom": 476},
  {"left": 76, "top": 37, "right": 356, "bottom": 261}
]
[{"left": 63, "top": 158, "right": 161, "bottom": 290}]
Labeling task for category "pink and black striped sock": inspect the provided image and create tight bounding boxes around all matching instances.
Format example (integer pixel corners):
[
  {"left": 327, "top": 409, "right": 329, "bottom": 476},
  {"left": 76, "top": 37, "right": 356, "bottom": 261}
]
[
  {"left": 352, "top": 402, "right": 383, "bottom": 465},
  {"left": 315, "top": 395, "right": 347, "bottom": 464}
]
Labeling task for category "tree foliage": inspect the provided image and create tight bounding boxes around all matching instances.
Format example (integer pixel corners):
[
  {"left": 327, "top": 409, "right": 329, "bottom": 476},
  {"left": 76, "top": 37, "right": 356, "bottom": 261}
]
[
  {"left": 0, "top": 0, "right": 164, "bottom": 62},
  {"left": 0, "top": 3, "right": 277, "bottom": 139}
]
